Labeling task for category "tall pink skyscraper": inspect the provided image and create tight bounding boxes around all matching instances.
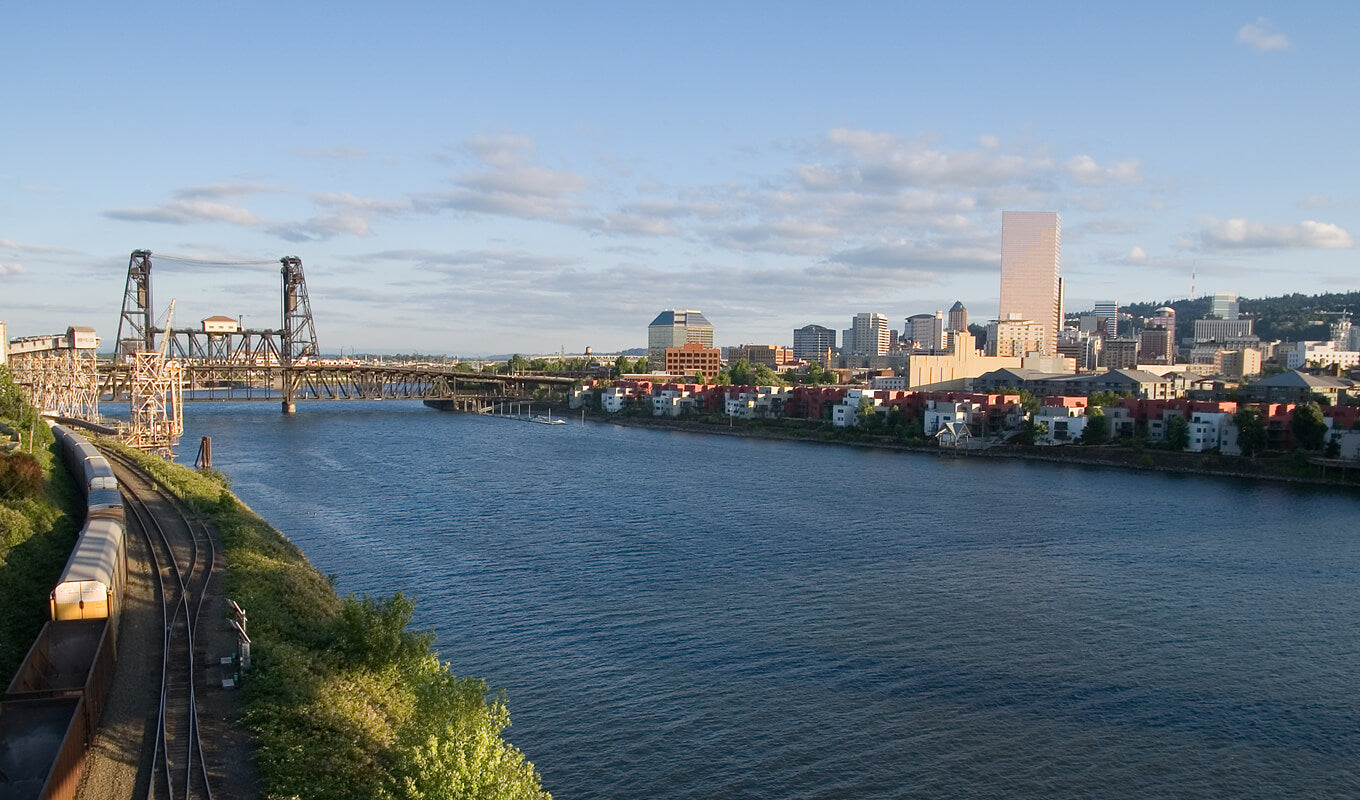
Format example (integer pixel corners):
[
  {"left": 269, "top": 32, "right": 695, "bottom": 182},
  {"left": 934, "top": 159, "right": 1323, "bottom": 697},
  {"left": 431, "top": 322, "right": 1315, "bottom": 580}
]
[{"left": 999, "top": 211, "right": 1061, "bottom": 354}]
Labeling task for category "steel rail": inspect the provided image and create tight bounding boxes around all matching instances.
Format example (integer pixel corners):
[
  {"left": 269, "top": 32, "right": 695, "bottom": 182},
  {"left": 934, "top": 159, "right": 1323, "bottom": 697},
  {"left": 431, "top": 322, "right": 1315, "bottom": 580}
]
[{"left": 103, "top": 449, "right": 217, "bottom": 800}]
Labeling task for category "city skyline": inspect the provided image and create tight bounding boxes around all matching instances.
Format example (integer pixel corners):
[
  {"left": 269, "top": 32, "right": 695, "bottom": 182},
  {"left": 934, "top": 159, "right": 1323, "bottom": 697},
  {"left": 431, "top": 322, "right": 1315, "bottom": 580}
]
[{"left": 3, "top": 4, "right": 1358, "bottom": 355}]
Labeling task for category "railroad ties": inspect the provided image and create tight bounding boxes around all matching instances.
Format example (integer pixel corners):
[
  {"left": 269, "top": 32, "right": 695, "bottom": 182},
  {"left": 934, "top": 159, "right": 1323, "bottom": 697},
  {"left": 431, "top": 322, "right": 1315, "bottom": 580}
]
[{"left": 103, "top": 450, "right": 217, "bottom": 800}]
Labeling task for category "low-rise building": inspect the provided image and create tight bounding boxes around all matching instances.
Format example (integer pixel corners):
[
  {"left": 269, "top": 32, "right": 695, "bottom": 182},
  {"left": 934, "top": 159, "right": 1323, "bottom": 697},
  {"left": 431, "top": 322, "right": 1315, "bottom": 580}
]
[{"left": 664, "top": 341, "right": 722, "bottom": 378}]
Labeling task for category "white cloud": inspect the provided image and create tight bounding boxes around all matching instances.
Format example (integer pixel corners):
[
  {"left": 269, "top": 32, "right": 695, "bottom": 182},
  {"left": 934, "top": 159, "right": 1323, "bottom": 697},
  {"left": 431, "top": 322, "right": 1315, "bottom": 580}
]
[
  {"left": 105, "top": 199, "right": 263, "bottom": 226},
  {"left": 1066, "top": 155, "right": 1142, "bottom": 186},
  {"left": 0, "top": 238, "right": 77, "bottom": 255},
  {"left": 1298, "top": 194, "right": 1331, "bottom": 209},
  {"left": 0, "top": 262, "right": 27, "bottom": 275},
  {"left": 1237, "top": 18, "right": 1291, "bottom": 52},
  {"left": 1127, "top": 246, "right": 1148, "bottom": 263},
  {"left": 1198, "top": 218, "right": 1354, "bottom": 250}
]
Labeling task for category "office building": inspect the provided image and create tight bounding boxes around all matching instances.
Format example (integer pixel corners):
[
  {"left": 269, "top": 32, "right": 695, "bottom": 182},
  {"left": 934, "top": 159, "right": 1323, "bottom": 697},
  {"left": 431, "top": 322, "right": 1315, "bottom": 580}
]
[
  {"left": 1139, "top": 327, "right": 1175, "bottom": 366},
  {"left": 905, "top": 312, "right": 945, "bottom": 352},
  {"left": 1092, "top": 300, "right": 1118, "bottom": 339},
  {"left": 664, "top": 342, "right": 722, "bottom": 378},
  {"left": 844, "top": 313, "right": 891, "bottom": 357},
  {"left": 1210, "top": 292, "right": 1239, "bottom": 320},
  {"left": 947, "top": 301, "right": 968, "bottom": 333},
  {"left": 793, "top": 325, "right": 836, "bottom": 362},
  {"left": 999, "top": 211, "right": 1062, "bottom": 353},
  {"left": 647, "top": 309, "right": 714, "bottom": 369},
  {"left": 986, "top": 316, "right": 1047, "bottom": 358},
  {"left": 729, "top": 344, "right": 794, "bottom": 368}
]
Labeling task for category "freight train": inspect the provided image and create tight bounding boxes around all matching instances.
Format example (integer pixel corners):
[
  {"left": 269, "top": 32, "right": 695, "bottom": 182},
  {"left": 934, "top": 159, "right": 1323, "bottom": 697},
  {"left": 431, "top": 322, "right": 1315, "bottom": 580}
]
[{"left": 0, "top": 422, "right": 128, "bottom": 800}]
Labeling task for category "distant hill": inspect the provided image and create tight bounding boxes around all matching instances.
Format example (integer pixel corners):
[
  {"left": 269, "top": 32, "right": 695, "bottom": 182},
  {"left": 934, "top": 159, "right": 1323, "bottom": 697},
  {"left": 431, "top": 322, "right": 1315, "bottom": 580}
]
[{"left": 1115, "top": 291, "right": 1360, "bottom": 342}]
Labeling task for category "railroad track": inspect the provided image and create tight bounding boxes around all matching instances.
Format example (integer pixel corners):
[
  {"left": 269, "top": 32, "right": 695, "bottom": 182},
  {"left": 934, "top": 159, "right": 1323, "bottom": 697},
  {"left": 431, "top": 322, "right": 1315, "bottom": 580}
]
[{"left": 103, "top": 449, "right": 217, "bottom": 800}]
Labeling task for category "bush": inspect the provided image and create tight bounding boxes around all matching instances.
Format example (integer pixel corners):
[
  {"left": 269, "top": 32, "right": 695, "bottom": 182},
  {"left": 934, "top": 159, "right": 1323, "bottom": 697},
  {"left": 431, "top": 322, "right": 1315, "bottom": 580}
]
[{"left": 0, "top": 452, "right": 44, "bottom": 501}]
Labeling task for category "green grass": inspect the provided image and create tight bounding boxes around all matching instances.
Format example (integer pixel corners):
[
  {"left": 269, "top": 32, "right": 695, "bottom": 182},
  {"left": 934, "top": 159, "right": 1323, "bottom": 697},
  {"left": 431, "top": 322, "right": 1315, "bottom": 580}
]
[
  {"left": 0, "top": 395, "right": 83, "bottom": 682},
  {"left": 106, "top": 441, "right": 551, "bottom": 800}
]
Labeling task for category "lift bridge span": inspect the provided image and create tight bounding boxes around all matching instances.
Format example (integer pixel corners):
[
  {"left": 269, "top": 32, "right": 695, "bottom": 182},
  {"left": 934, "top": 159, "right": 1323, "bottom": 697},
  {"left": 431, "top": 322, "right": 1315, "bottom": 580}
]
[{"left": 104, "top": 250, "right": 574, "bottom": 412}]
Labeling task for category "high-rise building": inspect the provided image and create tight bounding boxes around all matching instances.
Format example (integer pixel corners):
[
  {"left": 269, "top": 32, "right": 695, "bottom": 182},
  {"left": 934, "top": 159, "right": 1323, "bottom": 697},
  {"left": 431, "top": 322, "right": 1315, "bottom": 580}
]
[
  {"left": 986, "top": 316, "right": 1046, "bottom": 358},
  {"left": 905, "top": 312, "right": 945, "bottom": 352},
  {"left": 1139, "top": 327, "right": 1175, "bottom": 365},
  {"left": 947, "top": 301, "right": 968, "bottom": 333},
  {"left": 844, "top": 313, "right": 891, "bottom": 357},
  {"left": 1147, "top": 306, "right": 1176, "bottom": 331},
  {"left": 999, "top": 211, "right": 1061, "bottom": 354},
  {"left": 793, "top": 324, "right": 836, "bottom": 362},
  {"left": 1210, "top": 293, "right": 1239, "bottom": 320},
  {"left": 647, "top": 309, "right": 714, "bottom": 369},
  {"left": 1092, "top": 300, "right": 1118, "bottom": 339}
]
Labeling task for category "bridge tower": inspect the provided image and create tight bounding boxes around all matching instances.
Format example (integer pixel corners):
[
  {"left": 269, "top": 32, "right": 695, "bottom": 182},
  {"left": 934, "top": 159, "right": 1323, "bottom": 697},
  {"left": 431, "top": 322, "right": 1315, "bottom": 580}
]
[
  {"left": 280, "top": 257, "right": 319, "bottom": 413},
  {"left": 115, "top": 250, "right": 155, "bottom": 361}
]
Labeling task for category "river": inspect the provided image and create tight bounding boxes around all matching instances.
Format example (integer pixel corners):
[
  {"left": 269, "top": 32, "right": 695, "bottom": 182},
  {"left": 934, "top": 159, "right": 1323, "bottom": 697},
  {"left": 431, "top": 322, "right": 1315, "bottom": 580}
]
[{"left": 171, "top": 400, "right": 1360, "bottom": 799}]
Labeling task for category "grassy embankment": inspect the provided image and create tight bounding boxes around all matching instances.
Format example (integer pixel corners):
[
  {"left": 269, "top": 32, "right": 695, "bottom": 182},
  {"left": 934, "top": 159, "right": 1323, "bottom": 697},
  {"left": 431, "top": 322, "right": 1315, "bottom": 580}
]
[
  {"left": 0, "top": 367, "right": 83, "bottom": 682},
  {"left": 107, "top": 442, "right": 552, "bottom": 800}
]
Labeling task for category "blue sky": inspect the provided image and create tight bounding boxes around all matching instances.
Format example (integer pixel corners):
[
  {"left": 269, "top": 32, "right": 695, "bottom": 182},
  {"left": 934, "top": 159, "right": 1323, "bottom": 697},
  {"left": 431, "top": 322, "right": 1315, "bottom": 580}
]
[{"left": 3, "top": 2, "right": 1357, "bottom": 355}]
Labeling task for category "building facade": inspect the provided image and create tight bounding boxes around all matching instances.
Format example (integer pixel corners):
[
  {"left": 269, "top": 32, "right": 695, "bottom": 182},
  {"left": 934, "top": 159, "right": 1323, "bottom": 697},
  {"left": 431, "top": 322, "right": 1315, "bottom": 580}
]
[
  {"left": 986, "top": 316, "right": 1046, "bottom": 358},
  {"left": 999, "top": 211, "right": 1062, "bottom": 354},
  {"left": 729, "top": 344, "right": 793, "bottom": 367},
  {"left": 905, "top": 312, "right": 945, "bottom": 351},
  {"left": 947, "top": 301, "right": 968, "bottom": 335},
  {"left": 844, "top": 313, "right": 891, "bottom": 357},
  {"left": 647, "top": 309, "right": 714, "bottom": 369},
  {"left": 1210, "top": 292, "right": 1239, "bottom": 320},
  {"left": 793, "top": 324, "right": 836, "bottom": 362},
  {"left": 663, "top": 341, "right": 722, "bottom": 377}
]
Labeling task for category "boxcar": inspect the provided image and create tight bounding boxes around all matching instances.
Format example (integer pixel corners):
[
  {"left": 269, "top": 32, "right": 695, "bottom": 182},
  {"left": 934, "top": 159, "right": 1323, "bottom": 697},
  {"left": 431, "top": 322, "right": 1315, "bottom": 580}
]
[{"left": 49, "top": 518, "right": 125, "bottom": 629}]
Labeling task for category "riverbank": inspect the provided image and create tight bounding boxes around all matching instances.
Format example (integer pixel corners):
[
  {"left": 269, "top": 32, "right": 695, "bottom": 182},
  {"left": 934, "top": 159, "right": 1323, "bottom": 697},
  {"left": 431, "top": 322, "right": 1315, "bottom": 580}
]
[
  {"left": 581, "top": 411, "right": 1360, "bottom": 489},
  {"left": 113, "top": 445, "right": 553, "bottom": 800}
]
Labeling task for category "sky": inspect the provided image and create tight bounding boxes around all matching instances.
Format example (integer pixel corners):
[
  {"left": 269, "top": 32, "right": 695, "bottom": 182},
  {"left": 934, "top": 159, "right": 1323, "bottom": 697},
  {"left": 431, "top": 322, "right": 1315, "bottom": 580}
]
[{"left": 3, "top": 2, "right": 1358, "bottom": 355}]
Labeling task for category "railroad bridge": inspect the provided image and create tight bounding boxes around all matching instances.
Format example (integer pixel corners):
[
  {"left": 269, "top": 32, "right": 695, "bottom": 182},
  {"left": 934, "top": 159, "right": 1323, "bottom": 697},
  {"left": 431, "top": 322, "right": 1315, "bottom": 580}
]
[{"left": 100, "top": 250, "right": 574, "bottom": 413}]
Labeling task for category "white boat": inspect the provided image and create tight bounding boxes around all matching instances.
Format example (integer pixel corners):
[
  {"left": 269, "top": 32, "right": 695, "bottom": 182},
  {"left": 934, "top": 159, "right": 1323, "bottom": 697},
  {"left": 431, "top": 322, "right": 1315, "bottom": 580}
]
[{"left": 530, "top": 414, "right": 566, "bottom": 425}]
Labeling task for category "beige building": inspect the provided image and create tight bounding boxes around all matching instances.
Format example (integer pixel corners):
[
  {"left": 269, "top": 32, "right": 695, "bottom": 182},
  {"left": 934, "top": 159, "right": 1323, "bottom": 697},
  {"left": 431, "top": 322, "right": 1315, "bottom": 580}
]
[
  {"left": 729, "top": 344, "right": 793, "bottom": 367},
  {"left": 999, "top": 211, "right": 1061, "bottom": 354},
  {"left": 986, "top": 316, "right": 1046, "bottom": 358},
  {"left": 202, "top": 315, "right": 240, "bottom": 333}
]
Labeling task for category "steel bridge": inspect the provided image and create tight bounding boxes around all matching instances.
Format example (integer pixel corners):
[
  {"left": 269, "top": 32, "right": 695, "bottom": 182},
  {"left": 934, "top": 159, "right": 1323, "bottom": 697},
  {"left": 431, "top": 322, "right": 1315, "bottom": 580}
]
[
  {"left": 96, "top": 361, "right": 574, "bottom": 405},
  {"left": 108, "top": 251, "right": 574, "bottom": 412}
]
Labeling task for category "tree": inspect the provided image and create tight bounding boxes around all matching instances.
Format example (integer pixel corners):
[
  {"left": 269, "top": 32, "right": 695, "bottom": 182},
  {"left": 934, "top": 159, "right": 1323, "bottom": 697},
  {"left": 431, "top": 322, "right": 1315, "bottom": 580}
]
[
  {"left": 507, "top": 354, "right": 530, "bottom": 373},
  {"left": 1079, "top": 409, "right": 1108, "bottom": 445},
  {"left": 751, "top": 364, "right": 786, "bottom": 386},
  {"left": 1291, "top": 401, "right": 1328, "bottom": 451},
  {"left": 726, "top": 359, "right": 754, "bottom": 386},
  {"left": 1166, "top": 415, "right": 1190, "bottom": 451},
  {"left": 1234, "top": 407, "right": 1267, "bottom": 457},
  {"left": 1325, "top": 435, "right": 1342, "bottom": 459},
  {"left": 856, "top": 396, "right": 878, "bottom": 428}
]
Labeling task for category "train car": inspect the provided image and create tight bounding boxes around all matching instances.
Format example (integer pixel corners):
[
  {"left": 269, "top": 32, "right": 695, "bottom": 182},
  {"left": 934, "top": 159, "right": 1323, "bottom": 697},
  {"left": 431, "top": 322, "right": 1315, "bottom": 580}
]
[
  {"left": 49, "top": 518, "right": 126, "bottom": 635},
  {"left": 84, "top": 487, "right": 124, "bottom": 524}
]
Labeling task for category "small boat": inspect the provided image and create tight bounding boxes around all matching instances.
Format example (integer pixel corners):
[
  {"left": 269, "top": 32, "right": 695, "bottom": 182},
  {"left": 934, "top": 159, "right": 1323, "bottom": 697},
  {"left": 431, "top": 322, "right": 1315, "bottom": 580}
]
[{"left": 530, "top": 413, "right": 566, "bottom": 425}]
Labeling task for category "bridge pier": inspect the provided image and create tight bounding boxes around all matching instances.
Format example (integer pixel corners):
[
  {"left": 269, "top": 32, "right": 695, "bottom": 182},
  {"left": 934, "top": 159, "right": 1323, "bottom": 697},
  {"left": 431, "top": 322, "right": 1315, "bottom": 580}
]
[{"left": 281, "top": 401, "right": 296, "bottom": 414}]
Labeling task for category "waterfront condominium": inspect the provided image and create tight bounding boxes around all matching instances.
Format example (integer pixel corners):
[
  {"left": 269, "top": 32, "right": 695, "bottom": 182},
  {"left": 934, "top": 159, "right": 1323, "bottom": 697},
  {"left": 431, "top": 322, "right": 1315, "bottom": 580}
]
[
  {"left": 647, "top": 309, "right": 714, "bottom": 369},
  {"left": 999, "top": 211, "right": 1061, "bottom": 354}
]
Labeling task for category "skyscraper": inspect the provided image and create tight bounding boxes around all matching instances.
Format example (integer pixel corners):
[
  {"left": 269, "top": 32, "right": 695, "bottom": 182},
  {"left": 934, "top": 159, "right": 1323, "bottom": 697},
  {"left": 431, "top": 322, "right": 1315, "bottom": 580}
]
[
  {"left": 947, "top": 301, "right": 968, "bottom": 333},
  {"left": 647, "top": 310, "right": 714, "bottom": 369},
  {"left": 793, "top": 324, "right": 836, "bottom": 362},
  {"left": 999, "top": 211, "right": 1061, "bottom": 354},
  {"left": 844, "top": 312, "right": 891, "bottom": 357},
  {"left": 1092, "top": 300, "right": 1118, "bottom": 339}
]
